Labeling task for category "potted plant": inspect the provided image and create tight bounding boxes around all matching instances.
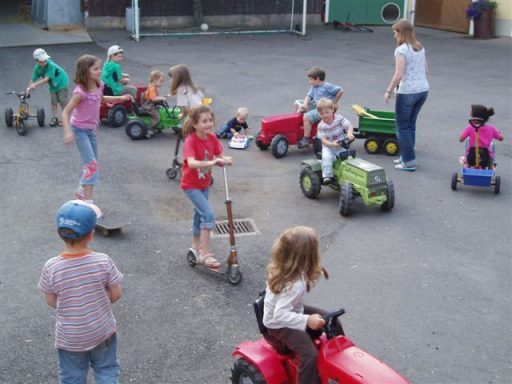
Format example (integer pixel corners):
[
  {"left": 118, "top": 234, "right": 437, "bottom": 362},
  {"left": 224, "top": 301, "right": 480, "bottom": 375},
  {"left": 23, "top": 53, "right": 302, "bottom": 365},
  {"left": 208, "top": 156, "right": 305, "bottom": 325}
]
[{"left": 466, "top": 0, "right": 498, "bottom": 39}]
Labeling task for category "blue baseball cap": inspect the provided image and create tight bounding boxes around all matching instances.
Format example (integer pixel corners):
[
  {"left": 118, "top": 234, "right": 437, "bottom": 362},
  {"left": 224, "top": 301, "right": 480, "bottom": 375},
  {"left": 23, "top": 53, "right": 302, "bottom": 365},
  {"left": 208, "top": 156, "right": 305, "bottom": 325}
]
[{"left": 56, "top": 200, "right": 99, "bottom": 239}]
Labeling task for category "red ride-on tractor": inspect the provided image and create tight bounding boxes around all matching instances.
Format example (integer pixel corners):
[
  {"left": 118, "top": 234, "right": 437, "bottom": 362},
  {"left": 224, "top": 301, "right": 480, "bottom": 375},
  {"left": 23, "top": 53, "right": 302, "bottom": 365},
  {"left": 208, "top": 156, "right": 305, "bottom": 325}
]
[
  {"left": 231, "top": 291, "right": 409, "bottom": 384},
  {"left": 256, "top": 112, "right": 317, "bottom": 158},
  {"left": 99, "top": 84, "right": 147, "bottom": 127}
]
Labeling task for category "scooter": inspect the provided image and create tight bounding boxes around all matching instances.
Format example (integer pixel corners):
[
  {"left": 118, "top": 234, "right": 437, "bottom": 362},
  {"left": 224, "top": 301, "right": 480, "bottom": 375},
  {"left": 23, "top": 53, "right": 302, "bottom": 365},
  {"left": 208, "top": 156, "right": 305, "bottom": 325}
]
[
  {"left": 186, "top": 166, "right": 243, "bottom": 285},
  {"left": 231, "top": 291, "right": 409, "bottom": 383}
]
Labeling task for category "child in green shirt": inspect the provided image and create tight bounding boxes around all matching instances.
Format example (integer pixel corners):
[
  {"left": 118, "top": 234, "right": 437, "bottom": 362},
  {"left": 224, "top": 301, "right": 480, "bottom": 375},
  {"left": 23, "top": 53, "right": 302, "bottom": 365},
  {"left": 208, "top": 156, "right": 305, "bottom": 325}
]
[
  {"left": 27, "top": 48, "right": 69, "bottom": 126},
  {"left": 101, "top": 45, "right": 137, "bottom": 99}
]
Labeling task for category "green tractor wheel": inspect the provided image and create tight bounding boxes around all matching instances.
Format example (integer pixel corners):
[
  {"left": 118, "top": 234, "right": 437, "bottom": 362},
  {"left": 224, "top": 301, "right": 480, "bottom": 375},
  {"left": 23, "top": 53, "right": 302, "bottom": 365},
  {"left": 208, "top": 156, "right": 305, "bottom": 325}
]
[
  {"left": 383, "top": 138, "right": 398, "bottom": 156},
  {"left": 364, "top": 137, "right": 381, "bottom": 154},
  {"left": 299, "top": 166, "right": 321, "bottom": 199},
  {"left": 380, "top": 179, "right": 395, "bottom": 212},
  {"left": 125, "top": 119, "right": 147, "bottom": 140},
  {"left": 339, "top": 182, "right": 354, "bottom": 216}
]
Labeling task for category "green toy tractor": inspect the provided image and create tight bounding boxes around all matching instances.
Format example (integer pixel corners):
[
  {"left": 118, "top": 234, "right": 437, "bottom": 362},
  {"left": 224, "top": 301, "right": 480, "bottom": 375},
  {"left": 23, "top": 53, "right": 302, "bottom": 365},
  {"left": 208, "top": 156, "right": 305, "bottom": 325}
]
[
  {"left": 125, "top": 101, "right": 182, "bottom": 140},
  {"left": 299, "top": 141, "right": 394, "bottom": 216}
]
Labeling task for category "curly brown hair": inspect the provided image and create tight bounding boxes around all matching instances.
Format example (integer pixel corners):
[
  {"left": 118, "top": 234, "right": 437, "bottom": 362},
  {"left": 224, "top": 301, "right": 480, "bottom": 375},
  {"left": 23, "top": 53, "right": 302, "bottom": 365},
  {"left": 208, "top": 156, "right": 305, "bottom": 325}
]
[
  {"left": 267, "top": 226, "right": 324, "bottom": 294},
  {"left": 182, "top": 105, "right": 215, "bottom": 137}
]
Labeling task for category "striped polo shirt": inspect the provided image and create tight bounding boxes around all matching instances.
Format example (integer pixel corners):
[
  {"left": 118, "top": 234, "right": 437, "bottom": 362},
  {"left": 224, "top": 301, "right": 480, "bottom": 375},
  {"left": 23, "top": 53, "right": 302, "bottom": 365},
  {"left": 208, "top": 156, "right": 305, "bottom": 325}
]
[{"left": 39, "top": 250, "right": 123, "bottom": 351}]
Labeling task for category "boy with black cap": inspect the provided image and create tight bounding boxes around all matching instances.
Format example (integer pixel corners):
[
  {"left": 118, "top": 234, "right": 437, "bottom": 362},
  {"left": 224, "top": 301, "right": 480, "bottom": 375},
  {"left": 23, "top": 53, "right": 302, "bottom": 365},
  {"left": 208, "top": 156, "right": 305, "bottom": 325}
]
[
  {"left": 27, "top": 48, "right": 69, "bottom": 126},
  {"left": 39, "top": 200, "right": 123, "bottom": 382}
]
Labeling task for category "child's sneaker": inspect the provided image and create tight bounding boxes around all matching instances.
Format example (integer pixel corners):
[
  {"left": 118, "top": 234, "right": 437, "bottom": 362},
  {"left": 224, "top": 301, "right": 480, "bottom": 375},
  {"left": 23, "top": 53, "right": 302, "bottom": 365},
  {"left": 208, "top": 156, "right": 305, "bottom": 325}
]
[
  {"left": 297, "top": 137, "right": 310, "bottom": 148},
  {"left": 49, "top": 117, "right": 59, "bottom": 127}
]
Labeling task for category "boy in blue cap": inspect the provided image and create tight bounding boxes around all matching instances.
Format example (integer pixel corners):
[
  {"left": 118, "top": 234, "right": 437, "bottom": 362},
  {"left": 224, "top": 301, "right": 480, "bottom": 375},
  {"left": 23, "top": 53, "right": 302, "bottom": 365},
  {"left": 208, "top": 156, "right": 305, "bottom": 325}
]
[{"left": 39, "top": 200, "right": 123, "bottom": 383}]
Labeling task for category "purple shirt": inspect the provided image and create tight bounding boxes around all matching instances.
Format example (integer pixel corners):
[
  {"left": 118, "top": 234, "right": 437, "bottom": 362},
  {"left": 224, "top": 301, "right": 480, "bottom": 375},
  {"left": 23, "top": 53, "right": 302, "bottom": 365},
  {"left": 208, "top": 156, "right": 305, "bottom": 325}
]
[
  {"left": 70, "top": 83, "right": 104, "bottom": 130},
  {"left": 39, "top": 250, "right": 123, "bottom": 351}
]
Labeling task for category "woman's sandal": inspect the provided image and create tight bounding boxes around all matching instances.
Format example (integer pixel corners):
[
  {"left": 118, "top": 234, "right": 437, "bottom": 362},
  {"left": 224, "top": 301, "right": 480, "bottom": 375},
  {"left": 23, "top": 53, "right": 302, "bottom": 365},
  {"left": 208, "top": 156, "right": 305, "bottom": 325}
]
[{"left": 199, "top": 253, "right": 221, "bottom": 269}]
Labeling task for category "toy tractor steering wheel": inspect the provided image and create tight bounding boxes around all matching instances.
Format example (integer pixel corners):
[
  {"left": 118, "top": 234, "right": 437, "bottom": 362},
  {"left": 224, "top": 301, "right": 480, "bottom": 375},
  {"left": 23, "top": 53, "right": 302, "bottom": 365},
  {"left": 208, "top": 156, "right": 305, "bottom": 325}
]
[
  {"left": 337, "top": 138, "right": 352, "bottom": 150},
  {"left": 321, "top": 308, "right": 345, "bottom": 339}
]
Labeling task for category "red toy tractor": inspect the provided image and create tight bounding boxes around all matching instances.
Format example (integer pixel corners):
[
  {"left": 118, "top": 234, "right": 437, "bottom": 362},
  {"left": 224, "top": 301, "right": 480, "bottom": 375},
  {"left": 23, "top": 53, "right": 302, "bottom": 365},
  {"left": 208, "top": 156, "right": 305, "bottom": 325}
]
[
  {"left": 99, "top": 84, "right": 147, "bottom": 127},
  {"left": 256, "top": 112, "right": 317, "bottom": 158},
  {"left": 231, "top": 291, "right": 409, "bottom": 384}
]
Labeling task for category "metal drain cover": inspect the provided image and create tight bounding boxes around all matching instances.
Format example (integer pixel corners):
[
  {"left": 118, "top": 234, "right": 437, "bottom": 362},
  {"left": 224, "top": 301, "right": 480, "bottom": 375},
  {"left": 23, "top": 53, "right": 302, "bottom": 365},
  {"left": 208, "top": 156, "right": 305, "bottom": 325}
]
[{"left": 213, "top": 218, "right": 260, "bottom": 237}]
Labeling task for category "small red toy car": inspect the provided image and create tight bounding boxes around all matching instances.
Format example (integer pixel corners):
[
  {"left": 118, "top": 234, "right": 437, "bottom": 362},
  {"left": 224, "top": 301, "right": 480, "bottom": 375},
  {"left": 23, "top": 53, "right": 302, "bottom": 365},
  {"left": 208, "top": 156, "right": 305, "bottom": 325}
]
[
  {"left": 231, "top": 291, "right": 409, "bottom": 384},
  {"left": 99, "top": 84, "right": 147, "bottom": 127},
  {"left": 256, "top": 112, "right": 317, "bottom": 158}
]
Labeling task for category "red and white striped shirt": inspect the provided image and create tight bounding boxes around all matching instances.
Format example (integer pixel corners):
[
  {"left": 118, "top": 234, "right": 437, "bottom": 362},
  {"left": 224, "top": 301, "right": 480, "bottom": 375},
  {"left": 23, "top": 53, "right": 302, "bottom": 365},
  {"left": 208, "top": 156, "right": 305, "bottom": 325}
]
[{"left": 39, "top": 250, "right": 123, "bottom": 351}]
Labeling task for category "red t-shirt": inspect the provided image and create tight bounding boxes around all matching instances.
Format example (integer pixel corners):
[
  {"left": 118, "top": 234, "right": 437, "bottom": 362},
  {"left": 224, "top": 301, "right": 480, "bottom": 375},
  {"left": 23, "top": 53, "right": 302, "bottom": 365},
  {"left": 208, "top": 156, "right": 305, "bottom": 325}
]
[{"left": 181, "top": 132, "right": 223, "bottom": 189}]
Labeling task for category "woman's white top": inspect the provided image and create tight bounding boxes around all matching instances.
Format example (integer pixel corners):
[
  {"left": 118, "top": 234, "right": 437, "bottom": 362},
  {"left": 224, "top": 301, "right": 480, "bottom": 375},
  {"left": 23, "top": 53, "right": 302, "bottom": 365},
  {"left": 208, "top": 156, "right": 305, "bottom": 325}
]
[
  {"left": 395, "top": 43, "right": 429, "bottom": 94},
  {"left": 263, "top": 276, "right": 309, "bottom": 331}
]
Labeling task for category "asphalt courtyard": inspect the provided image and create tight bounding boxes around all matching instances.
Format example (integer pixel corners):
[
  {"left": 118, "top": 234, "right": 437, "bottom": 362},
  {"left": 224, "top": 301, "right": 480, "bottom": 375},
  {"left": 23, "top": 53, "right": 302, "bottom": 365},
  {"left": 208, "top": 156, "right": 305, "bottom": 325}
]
[{"left": 0, "top": 26, "right": 511, "bottom": 384}]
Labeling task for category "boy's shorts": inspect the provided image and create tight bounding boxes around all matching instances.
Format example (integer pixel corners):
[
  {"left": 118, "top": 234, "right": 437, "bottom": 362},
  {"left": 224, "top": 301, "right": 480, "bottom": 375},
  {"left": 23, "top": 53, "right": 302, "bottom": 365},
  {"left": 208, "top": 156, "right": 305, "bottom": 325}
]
[
  {"left": 304, "top": 109, "right": 321, "bottom": 124},
  {"left": 50, "top": 88, "right": 68, "bottom": 107}
]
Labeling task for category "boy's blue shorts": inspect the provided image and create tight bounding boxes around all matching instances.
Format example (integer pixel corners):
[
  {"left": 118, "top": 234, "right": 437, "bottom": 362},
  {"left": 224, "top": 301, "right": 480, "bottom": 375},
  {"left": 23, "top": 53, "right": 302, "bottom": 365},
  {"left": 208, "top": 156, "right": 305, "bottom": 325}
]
[{"left": 304, "top": 109, "right": 321, "bottom": 124}]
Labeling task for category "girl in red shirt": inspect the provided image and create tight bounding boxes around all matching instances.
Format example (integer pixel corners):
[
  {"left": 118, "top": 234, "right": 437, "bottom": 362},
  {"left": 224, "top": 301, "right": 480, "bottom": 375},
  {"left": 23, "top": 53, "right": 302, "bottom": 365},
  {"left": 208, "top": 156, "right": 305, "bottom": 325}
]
[{"left": 181, "top": 105, "right": 232, "bottom": 268}]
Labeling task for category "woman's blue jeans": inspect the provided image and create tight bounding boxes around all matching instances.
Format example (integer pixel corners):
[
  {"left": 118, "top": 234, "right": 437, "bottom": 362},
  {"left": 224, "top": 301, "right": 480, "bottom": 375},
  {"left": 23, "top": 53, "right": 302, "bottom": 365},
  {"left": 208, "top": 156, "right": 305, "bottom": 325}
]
[
  {"left": 395, "top": 91, "right": 428, "bottom": 166},
  {"left": 57, "top": 333, "right": 120, "bottom": 384},
  {"left": 184, "top": 188, "right": 216, "bottom": 237},
  {"left": 73, "top": 127, "right": 99, "bottom": 185}
]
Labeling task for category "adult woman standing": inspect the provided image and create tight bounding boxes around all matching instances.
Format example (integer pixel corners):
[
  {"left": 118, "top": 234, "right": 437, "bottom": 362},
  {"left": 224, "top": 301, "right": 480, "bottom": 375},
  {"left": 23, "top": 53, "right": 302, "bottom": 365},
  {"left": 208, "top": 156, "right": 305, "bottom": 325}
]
[{"left": 385, "top": 19, "right": 429, "bottom": 171}]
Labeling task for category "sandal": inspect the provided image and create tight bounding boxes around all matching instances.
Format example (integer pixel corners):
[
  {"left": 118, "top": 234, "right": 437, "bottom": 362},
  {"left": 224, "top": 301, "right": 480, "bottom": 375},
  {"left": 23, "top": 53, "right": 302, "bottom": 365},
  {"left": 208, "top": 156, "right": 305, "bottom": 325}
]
[
  {"left": 49, "top": 117, "right": 59, "bottom": 127},
  {"left": 199, "top": 253, "right": 221, "bottom": 269}
]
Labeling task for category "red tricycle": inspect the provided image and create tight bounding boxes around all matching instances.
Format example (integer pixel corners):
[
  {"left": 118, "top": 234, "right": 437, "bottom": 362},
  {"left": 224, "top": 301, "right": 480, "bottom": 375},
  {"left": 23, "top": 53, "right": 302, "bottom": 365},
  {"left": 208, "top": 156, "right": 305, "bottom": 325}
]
[
  {"left": 99, "top": 84, "right": 147, "bottom": 127},
  {"left": 231, "top": 291, "right": 409, "bottom": 384},
  {"left": 256, "top": 112, "right": 317, "bottom": 158}
]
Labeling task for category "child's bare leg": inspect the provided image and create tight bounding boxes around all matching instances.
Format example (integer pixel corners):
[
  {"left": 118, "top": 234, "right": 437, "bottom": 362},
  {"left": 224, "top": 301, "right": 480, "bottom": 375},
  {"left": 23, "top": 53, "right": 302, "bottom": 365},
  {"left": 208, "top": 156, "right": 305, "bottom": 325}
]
[
  {"left": 192, "top": 235, "right": 201, "bottom": 252},
  {"left": 303, "top": 117, "right": 312, "bottom": 138},
  {"left": 199, "top": 228, "right": 211, "bottom": 255},
  {"left": 51, "top": 104, "right": 58, "bottom": 120},
  {"left": 83, "top": 185, "right": 94, "bottom": 201}
]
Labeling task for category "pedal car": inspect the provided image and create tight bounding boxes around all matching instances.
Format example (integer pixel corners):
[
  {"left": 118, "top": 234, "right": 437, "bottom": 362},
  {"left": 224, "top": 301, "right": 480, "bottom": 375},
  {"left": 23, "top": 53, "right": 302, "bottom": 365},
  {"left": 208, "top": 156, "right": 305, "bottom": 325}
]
[
  {"left": 99, "top": 84, "right": 146, "bottom": 127},
  {"left": 125, "top": 101, "right": 182, "bottom": 140},
  {"left": 451, "top": 119, "right": 501, "bottom": 194},
  {"left": 300, "top": 139, "right": 394, "bottom": 216},
  {"left": 352, "top": 104, "right": 398, "bottom": 156},
  {"left": 4, "top": 90, "right": 45, "bottom": 136},
  {"left": 231, "top": 291, "right": 409, "bottom": 384},
  {"left": 256, "top": 112, "right": 317, "bottom": 158}
]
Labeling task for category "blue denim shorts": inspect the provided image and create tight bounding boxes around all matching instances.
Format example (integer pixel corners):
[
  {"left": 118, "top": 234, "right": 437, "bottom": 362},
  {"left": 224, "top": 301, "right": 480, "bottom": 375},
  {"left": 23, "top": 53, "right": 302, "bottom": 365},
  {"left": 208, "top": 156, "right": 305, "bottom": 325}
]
[{"left": 304, "top": 109, "right": 321, "bottom": 124}]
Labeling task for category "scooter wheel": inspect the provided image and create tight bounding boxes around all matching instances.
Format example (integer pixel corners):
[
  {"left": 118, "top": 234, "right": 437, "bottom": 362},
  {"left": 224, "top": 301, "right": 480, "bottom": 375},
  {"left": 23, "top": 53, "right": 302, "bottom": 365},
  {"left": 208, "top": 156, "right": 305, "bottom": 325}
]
[
  {"left": 166, "top": 167, "right": 179, "bottom": 180},
  {"left": 186, "top": 249, "right": 197, "bottom": 267},
  {"left": 227, "top": 266, "right": 242, "bottom": 285}
]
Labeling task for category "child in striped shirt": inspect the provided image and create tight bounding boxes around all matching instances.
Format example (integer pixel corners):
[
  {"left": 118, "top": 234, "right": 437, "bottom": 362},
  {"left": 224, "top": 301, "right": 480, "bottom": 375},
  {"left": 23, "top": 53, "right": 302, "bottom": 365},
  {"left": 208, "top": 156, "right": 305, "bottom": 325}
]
[{"left": 39, "top": 200, "right": 123, "bottom": 383}]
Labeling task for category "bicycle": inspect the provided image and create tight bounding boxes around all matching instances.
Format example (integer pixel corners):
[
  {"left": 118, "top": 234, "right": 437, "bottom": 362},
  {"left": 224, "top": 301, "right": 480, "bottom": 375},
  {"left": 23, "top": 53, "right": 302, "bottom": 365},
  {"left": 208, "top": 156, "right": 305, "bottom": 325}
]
[{"left": 4, "top": 91, "right": 45, "bottom": 136}]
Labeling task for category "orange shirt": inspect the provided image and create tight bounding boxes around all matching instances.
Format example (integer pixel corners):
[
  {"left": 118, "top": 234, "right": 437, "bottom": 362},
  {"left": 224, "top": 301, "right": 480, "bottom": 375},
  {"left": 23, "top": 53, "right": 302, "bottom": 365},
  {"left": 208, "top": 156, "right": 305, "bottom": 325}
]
[{"left": 143, "top": 84, "right": 158, "bottom": 101}]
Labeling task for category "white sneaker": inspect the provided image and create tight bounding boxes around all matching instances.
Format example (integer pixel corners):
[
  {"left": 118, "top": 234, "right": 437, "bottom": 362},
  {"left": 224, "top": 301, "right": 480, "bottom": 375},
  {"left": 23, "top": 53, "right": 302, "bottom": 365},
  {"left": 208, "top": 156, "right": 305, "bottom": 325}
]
[{"left": 393, "top": 158, "right": 402, "bottom": 164}]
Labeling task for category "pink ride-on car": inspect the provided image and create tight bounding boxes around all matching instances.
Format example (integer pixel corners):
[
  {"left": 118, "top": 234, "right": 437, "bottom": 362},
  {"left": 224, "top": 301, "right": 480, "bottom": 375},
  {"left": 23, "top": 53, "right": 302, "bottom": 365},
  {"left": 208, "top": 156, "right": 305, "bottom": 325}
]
[{"left": 256, "top": 112, "right": 318, "bottom": 158}]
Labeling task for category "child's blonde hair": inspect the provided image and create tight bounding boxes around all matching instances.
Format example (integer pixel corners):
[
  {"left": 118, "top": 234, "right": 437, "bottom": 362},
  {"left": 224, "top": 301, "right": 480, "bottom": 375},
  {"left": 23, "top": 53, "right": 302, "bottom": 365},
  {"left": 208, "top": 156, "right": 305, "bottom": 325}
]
[
  {"left": 316, "top": 97, "right": 335, "bottom": 113},
  {"left": 236, "top": 107, "right": 249, "bottom": 119},
  {"left": 74, "top": 54, "right": 101, "bottom": 91},
  {"left": 182, "top": 105, "right": 215, "bottom": 137},
  {"left": 149, "top": 69, "right": 164, "bottom": 83},
  {"left": 168, "top": 64, "right": 198, "bottom": 96},
  {"left": 267, "top": 226, "right": 324, "bottom": 294}
]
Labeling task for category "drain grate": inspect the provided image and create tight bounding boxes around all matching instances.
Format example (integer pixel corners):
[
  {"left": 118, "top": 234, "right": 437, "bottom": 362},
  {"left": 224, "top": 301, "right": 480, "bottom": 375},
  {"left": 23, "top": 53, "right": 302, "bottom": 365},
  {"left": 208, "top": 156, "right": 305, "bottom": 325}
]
[{"left": 213, "top": 218, "right": 260, "bottom": 237}]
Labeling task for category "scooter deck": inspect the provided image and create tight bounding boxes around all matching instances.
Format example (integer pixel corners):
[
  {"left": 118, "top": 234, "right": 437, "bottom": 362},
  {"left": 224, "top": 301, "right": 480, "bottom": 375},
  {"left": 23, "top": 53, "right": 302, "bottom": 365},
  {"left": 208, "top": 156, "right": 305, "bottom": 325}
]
[{"left": 95, "top": 215, "right": 126, "bottom": 237}]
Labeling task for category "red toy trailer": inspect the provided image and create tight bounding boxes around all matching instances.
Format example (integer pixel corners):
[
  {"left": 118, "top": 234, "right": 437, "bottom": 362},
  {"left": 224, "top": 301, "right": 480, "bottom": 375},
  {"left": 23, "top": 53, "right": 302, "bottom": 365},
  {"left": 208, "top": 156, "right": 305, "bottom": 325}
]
[
  {"left": 99, "top": 84, "right": 147, "bottom": 127},
  {"left": 256, "top": 112, "right": 317, "bottom": 158}
]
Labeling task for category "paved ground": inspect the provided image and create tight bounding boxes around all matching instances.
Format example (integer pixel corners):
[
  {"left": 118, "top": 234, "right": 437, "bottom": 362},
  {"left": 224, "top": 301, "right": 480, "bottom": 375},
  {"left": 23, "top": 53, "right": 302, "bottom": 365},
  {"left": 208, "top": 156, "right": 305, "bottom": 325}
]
[{"left": 0, "top": 26, "right": 511, "bottom": 384}]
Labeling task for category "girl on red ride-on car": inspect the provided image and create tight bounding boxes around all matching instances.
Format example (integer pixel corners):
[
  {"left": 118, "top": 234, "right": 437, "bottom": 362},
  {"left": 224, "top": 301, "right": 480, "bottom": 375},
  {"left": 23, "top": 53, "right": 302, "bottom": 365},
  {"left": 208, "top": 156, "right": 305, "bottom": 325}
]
[{"left": 459, "top": 104, "right": 503, "bottom": 169}]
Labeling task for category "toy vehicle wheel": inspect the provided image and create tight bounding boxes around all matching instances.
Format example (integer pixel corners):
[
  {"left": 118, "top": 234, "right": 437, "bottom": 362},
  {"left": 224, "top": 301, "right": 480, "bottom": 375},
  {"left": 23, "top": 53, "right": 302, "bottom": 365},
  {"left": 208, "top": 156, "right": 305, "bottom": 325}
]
[
  {"left": 5, "top": 108, "right": 13, "bottom": 127},
  {"left": 37, "top": 108, "right": 45, "bottom": 127},
  {"left": 299, "top": 166, "right": 321, "bottom": 199},
  {"left": 108, "top": 105, "right": 127, "bottom": 127},
  {"left": 255, "top": 129, "right": 269, "bottom": 150},
  {"left": 125, "top": 119, "right": 147, "bottom": 140},
  {"left": 339, "top": 182, "right": 354, "bottom": 216},
  {"left": 186, "top": 249, "right": 197, "bottom": 267},
  {"left": 494, "top": 175, "right": 501, "bottom": 194},
  {"left": 227, "top": 266, "right": 243, "bottom": 285},
  {"left": 16, "top": 120, "right": 26, "bottom": 136},
  {"left": 231, "top": 358, "right": 266, "bottom": 384},
  {"left": 451, "top": 172, "right": 458, "bottom": 191},
  {"left": 364, "top": 137, "right": 381, "bottom": 154},
  {"left": 383, "top": 138, "right": 398, "bottom": 156},
  {"left": 166, "top": 167, "right": 179, "bottom": 180},
  {"left": 381, "top": 179, "right": 395, "bottom": 212},
  {"left": 271, "top": 134, "right": 288, "bottom": 158}
]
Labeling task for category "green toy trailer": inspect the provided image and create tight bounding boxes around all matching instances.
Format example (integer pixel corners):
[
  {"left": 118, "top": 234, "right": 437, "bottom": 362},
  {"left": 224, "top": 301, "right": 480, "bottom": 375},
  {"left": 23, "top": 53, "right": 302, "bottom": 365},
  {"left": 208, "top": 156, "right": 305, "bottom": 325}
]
[
  {"left": 352, "top": 104, "right": 398, "bottom": 156},
  {"left": 299, "top": 150, "right": 394, "bottom": 216}
]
